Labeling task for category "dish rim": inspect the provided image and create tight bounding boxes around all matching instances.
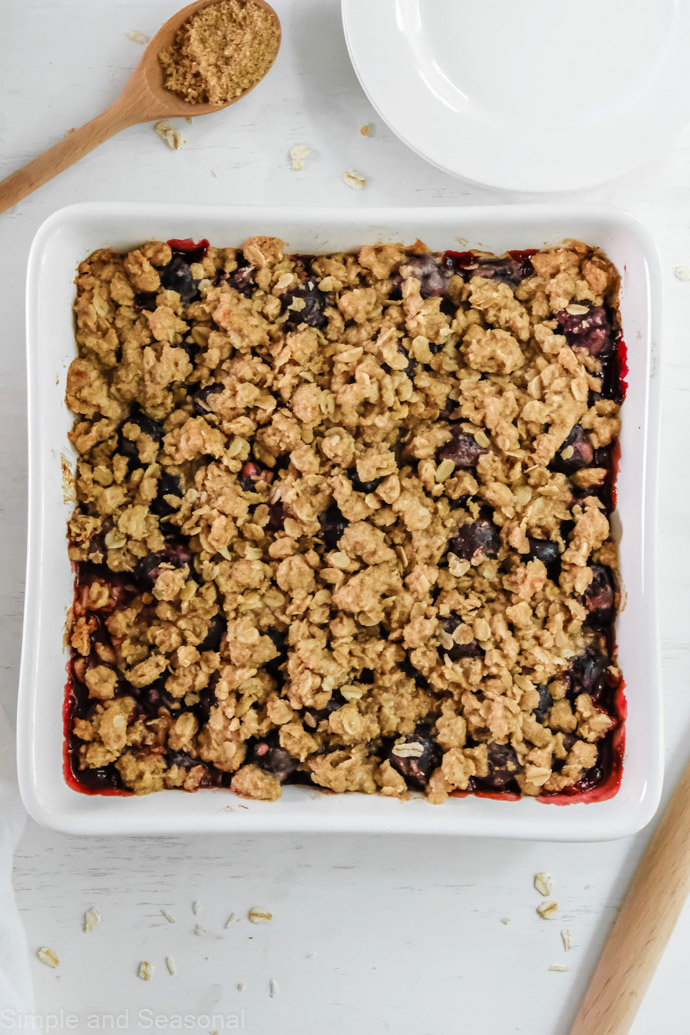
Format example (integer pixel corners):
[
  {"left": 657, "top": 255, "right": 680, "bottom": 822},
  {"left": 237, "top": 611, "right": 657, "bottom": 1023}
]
[{"left": 17, "top": 201, "right": 663, "bottom": 838}]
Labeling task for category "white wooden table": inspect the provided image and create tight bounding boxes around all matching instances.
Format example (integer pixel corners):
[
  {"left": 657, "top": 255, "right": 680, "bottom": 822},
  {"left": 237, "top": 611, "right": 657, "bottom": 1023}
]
[{"left": 2, "top": 1, "right": 689, "bottom": 1031}]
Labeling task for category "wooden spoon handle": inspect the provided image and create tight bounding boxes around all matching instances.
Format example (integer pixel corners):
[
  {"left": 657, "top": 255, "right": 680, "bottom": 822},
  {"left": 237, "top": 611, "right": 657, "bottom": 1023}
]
[
  {"left": 570, "top": 759, "right": 690, "bottom": 1035},
  {"left": 0, "top": 103, "right": 136, "bottom": 215}
]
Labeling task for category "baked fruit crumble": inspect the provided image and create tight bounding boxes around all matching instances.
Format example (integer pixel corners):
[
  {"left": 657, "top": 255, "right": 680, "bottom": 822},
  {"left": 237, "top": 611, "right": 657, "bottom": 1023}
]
[{"left": 65, "top": 235, "right": 624, "bottom": 802}]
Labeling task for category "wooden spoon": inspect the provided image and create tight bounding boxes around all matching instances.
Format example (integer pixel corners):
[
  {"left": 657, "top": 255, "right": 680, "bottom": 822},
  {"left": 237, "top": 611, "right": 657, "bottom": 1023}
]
[
  {"left": 0, "top": 0, "right": 280, "bottom": 215},
  {"left": 570, "top": 759, "right": 690, "bottom": 1035}
]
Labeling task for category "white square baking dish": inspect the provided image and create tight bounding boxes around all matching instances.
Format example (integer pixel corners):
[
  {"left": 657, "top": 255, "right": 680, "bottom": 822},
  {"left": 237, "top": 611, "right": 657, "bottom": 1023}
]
[{"left": 18, "top": 202, "right": 662, "bottom": 839}]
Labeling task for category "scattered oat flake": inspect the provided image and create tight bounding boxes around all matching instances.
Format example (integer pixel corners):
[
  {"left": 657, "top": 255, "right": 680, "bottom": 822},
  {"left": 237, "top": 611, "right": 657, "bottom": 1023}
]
[
  {"left": 138, "top": 961, "right": 153, "bottom": 981},
  {"left": 83, "top": 908, "right": 100, "bottom": 933},
  {"left": 549, "top": 964, "right": 568, "bottom": 972},
  {"left": 192, "top": 900, "right": 202, "bottom": 915},
  {"left": 343, "top": 169, "right": 366, "bottom": 191},
  {"left": 237, "top": 982, "right": 246, "bottom": 992},
  {"left": 561, "top": 928, "right": 573, "bottom": 951},
  {"left": 37, "top": 947, "right": 60, "bottom": 969},
  {"left": 360, "top": 123, "right": 371, "bottom": 136},
  {"left": 225, "top": 912, "right": 238, "bottom": 928},
  {"left": 194, "top": 924, "right": 207, "bottom": 936},
  {"left": 537, "top": 901, "right": 559, "bottom": 920},
  {"left": 154, "top": 121, "right": 186, "bottom": 151},
  {"left": 165, "top": 956, "right": 176, "bottom": 976},
  {"left": 269, "top": 978, "right": 279, "bottom": 998},
  {"left": 289, "top": 145, "right": 311, "bottom": 171},
  {"left": 126, "top": 30, "right": 149, "bottom": 44},
  {"left": 674, "top": 266, "right": 690, "bottom": 281},
  {"left": 161, "top": 910, "right": 176, "bottom": 924},
  {"left": 501, "top": 917, "right": 511, "bottom": 925},
  {"left": 534, "top": 872, "right": 553, "bottom": 896},
  {"left": 248, "top": 907, "right": 272, "bottom": 924}
]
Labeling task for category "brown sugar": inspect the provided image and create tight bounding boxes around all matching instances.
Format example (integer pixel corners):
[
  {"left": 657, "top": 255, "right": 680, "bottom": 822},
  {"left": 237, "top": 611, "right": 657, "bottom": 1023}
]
[{"left": 159, "top": 0, "right": 280, "bottom": 106}]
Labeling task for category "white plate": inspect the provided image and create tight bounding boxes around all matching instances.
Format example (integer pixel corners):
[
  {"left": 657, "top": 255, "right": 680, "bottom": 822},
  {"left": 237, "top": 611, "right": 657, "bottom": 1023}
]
[
  {"left": 342, "top": 0, "right": 690, "bottom": 192},
  {"left": 18, "top": 202, "right": 662, "bottom": 839}
]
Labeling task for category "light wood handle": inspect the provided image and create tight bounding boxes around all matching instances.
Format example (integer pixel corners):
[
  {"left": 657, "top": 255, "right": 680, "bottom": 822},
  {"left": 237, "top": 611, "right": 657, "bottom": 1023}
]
[
  {"left": 570, "top": 760, "right": 690, "bottom": 1035},
  {"left": 0, "top": 103, "right": 135, "bottom": 215}
]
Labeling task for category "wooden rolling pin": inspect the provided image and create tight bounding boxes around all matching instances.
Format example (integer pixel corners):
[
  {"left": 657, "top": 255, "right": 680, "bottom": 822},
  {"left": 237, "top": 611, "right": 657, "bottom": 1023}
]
[{"left": 570, "top": 759, "right": 690, "bottom": 1034}]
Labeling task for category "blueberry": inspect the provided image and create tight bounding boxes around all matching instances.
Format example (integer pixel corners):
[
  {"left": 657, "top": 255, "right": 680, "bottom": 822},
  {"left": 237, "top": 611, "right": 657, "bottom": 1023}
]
[
  {"left": 304, "top": 691, "right": 345, "bottom": 728},
  {"left": 159, "top": 255, "right": 199, "bottom": 305},
  {"left": 469, "top": 256, "right": 533, "bottom": 286},
  {"left": 550, "top": 425, "right": 594, "bottom": 475},
  {"left": 264, "top": 627, "right": 288, "bottom": 682},
  {"left": 282, "top": 280, "right": 328, "bottom": 329},
  {"left": 567, "top": 648, "right": 609, "bottom": 701},
  {"left": 195, "top": 683, "right": 217, "bottom": 723},
  {"left": 198, "top": 614, "right": 226, "bottom": 653},
  {"left": 71, "top": 762, "right": 124, "bottom": 792},
  {"left": 151, "top": 471, "right": 183, "bottom": 518},
  {"left": 448, "top": 517, "right": 500, "bottom": 561},
  {"left": 401, "top": 656, "right": 430, "bottom": 690},
  {"left": 402, "top": 253, "right": 450, "bottom": 298},
  {"left": 438, "top": 395, "right": 457, "bottom": 421},
  {"left": 266, "top": 503, "right": 287, "bottom": 532},
  {"left": 532, "top": 685, "right": 553, "bottom": 723},
  {"left": 319, "top": 503, "right": 348, "bottom": 549},
  {"left": 267, "top": 627, "right": 288, "bottom": 656},
  {"left": 138, "top": 680, "right": 176, "bottom": 710},
  {"left": 227, "top": 262, "right": 256, "bottom": 297},
  {"left": 556, "top": 305, "right": 614, "bottom": 358},
  {"left": 239, "top": 460, "right": 272, "bottom": 491},
  {"left": 166, "top": 749, "right": 199, "bottom": 770},
  {"left": 135, "top": 540, "right": 193, "bottom": 590},
  {"left": 480, "top": 742, "right": 521, "bottom": 790},
  {"left": 348, "top": 468, "right": 382, "bottom": 494},
  {"left": 251, "top": 739, "right": 297, "bottom": 783},
  {"left": 437, "top": 429, "right": 485, "bottom": 469},
  {"left": 117, "top": 406, "right": 163, "bottom": 464},
  {"left": 527, "top": 538, "right": 561, "bottom": 580},
  {"left": 178, "top": 337, "right": 200, "bottom": 363},
  {"left": 439, "top": 615, "right": 483, "bottom": 662},
  {"left": 192, "top": 383, "right": 223, "bottom": 416},
  {"left": 389, "top": 733, "right": 441, "bottom": 788},
  {"left": 133, "top": 292, "right": 157, "bottom": 312},
  {"left": 583, "top": 564, "right": 616, "bottom": 628},
  {"left": 397, "top": 343, "right": 417, "bottom": 378}
]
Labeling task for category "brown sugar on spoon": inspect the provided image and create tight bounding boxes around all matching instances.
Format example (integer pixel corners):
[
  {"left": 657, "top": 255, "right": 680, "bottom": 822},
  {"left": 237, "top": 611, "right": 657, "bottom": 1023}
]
[{"left": 159, "top": 0, "right": 281, "bottom": 105}]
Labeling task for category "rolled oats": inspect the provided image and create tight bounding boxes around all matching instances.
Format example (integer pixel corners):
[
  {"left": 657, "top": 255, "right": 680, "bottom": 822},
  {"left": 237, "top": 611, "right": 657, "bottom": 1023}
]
[
  {"left": 537, "top": 901, "right": 559, "bottom": 920},
  {"left": 343, "top": 170, "right": 366, "bottom": 191},
  {"left": 289, "top": 145, "right": 311, "bottom": 172},
  {"left": 82, "top": 907, "right": 101, "bottom": 932},
  {"left": 37, "top": 947, "right": 60, "bottom": 969},
  {"left": 534, "top": 872, "right": 553, "bottom": 897},
  {"left": 154, "top": 121, "right": 186, "bottom": 151},
  {"left": 138, "top": 961, "right": 153, "bottom": 981},
  {"left": 248, "top": 907, "right": 272, "bottom": 924}
]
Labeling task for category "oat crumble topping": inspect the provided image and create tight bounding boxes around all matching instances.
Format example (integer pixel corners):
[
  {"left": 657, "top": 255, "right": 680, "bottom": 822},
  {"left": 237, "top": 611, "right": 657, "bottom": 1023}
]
[
  {"left": 65, "top": 235, "right": 624, "bottom": 803},
  {"left": 159, "top": 0, "right": 280, "bottom": 106}
]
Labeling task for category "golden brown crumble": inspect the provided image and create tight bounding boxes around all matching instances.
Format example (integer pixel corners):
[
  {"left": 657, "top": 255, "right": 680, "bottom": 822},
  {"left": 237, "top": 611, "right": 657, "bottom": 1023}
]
[
  {"left": 159, "top": 0, "right": 280, "bottom": 106},
  {"left": 65, "top": 235, "right": 624, "bottom": 802}
]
